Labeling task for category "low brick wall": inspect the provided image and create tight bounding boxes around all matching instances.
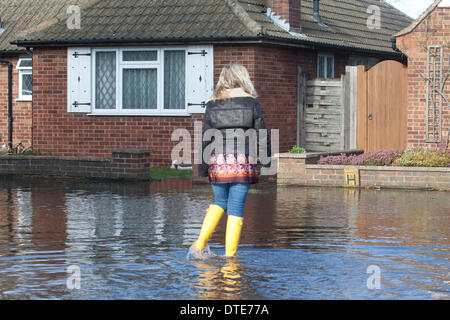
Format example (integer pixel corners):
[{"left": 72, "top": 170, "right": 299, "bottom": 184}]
[
  {"left": 0, "top": 148, "right": 152, "bottom": 181},
  {"left": 277, "top": 152, "right": 450, "bottom": 191}
]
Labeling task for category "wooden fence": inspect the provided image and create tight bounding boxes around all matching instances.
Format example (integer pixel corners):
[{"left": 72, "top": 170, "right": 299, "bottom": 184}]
[{"left": 298, "top": 66, "right": 358, "bottom": 152}]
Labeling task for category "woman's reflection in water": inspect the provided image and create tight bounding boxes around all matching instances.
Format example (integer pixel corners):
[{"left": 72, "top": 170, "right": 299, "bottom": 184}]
[{"left": 193, "top": 257, "right": 245, "bottom": 300}]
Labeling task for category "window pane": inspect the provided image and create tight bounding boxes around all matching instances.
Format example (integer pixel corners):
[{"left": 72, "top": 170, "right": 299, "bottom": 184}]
[
  {"left": 318, "top": 56, "right": 325, "bottom": 78},
  {"left": 22, "top": 73, "right": 32, "bottom": 96},
  {"left": 164, "top": 50, "right": 185, "bottom": 110},
  {"left": 326, "top": 56, "right": 334, "bottom": 78},
  {"left": 18, "top": 58, "right": 32, "bottom": 68},
  {"left": 96, "top": 52, "right": 116, "bottom": 109},
  {"left": 123, "top": 51, "right": 157, "bottom": 62},
  {"left": 122, "top": 69, "right": 157, "bottom": 109}
]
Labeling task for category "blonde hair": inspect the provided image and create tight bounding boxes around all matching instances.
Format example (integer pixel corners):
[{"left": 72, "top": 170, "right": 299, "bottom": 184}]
[{"left": 210, "top": 63, "right": 258, "bottom": 101}]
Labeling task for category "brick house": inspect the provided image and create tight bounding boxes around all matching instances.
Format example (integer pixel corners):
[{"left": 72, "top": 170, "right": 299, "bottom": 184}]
[
  {"left": 9, "top": 0, "right": 412, "bottom": 166},
  {"left": 0, "top": 0, "right": 91, "bottom": 151},
  {"left": 394, "top": 0, "right": 450, "bottom": 148}
]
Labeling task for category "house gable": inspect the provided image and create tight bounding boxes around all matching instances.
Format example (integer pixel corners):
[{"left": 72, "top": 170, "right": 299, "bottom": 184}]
[{"left": 394, "top": 0, "right": 442, "bottom": 38}]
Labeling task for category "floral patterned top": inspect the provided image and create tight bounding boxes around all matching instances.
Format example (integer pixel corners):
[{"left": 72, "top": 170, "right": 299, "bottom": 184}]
[{"left": 208, "top": 154, "right": 259, "bottom": 184}]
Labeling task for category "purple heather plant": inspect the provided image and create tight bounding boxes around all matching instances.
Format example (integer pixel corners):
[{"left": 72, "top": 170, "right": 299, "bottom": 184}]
[{"left": 318, "top": 150, "right": 403, "bottom": 166}]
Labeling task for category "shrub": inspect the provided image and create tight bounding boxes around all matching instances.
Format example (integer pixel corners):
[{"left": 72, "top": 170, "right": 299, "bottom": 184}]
[
  {"left": 289, "top": 146, "right": 307, "bottom": 154},
  {"left": 347, "top": 150, "right": 403, "bottom": 166},
  {"left": 317, "top": 153, "right": 349, "bottom": 165},
  {"left": 318, "top": 150, "right": 403, "bottom": 166},
  {"left": 392, "top": 147, "right": 450, "bottom": 167}
]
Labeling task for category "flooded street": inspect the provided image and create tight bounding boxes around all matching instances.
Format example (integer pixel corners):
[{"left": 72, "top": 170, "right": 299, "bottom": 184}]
[{"left": 0, "top": 178, "right": 448, "bottom": 300}]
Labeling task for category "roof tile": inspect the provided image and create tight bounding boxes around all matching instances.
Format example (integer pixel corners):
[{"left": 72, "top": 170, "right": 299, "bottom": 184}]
[{"left": 3, "top": 0, "right": 413, "bottom": 54}]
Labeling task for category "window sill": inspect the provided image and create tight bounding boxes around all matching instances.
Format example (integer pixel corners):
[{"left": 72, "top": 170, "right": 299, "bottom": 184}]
[{"left": 16, "top": 98, "right": 32, "bottom": 102}]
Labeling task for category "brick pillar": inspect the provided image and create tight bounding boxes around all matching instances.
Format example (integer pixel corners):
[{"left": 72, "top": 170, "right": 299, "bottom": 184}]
[
  {"left": 266, "top": 0, "right": 301, "bottom": 33},
  {"left": 110, "top": 148, "right": 152, "bottom": 180}
]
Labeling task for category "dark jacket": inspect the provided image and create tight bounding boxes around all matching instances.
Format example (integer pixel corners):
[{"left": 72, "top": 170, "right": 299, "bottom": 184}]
[{"left": 198, "top": 94, "right": 271, "bottom": 177}]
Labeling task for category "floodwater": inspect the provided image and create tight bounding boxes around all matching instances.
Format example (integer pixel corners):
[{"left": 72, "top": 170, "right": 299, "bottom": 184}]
[{"left": 0, "top": 177, "right": 448, "bottom": 300}]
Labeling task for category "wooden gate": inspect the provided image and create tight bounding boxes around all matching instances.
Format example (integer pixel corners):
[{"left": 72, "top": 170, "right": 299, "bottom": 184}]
[{"left": 357, "top": 60, "right": 408, "bottom": 151}]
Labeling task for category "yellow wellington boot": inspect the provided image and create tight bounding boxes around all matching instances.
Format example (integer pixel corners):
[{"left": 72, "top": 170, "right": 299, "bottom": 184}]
[
  {"left": 193, "top": 205, "right": 225, "bottom": 252},
  {"left": 225, "top": 215, "right": 244, "bottom": 257}
]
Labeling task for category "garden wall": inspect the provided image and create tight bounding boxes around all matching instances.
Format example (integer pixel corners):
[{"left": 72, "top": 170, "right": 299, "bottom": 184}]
[
  {"left": 0, "top": 148, "right": 152, "bottom": 181},
  {"left": 277, "top": 152, "right": 450, "bottom": 191}
]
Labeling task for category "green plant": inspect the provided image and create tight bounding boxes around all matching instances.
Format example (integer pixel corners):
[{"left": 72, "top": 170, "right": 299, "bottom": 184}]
[
  {"left": 288, "top": 146, "right": 307, "bottom": 154},
  {"left": 392, "top": 147, "right": 450, "bottom": 167},
  {"left": 149, "top": 167, "right": 192, "bottom": 180}
]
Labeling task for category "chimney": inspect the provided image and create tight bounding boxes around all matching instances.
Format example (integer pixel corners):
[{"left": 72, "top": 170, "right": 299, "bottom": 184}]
[{"left": 266, "top": 0, "right": 301, "bottom": 33}]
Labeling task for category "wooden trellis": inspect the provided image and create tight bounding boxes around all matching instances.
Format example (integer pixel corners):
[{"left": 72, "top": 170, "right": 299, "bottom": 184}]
[{"left": 426, "top": 45, "right": 443, "bottom": 143}]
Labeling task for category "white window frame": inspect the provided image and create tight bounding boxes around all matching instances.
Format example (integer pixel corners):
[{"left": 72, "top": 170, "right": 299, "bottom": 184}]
[
  {"left": 317, "top": 53, "right": 334, "bottom": 79},
  {"left": 91, "top": 47, "right": 189, "bottom": 116},
  {"left": 17, "top": 58, "right": 33, "bottom": 101}
]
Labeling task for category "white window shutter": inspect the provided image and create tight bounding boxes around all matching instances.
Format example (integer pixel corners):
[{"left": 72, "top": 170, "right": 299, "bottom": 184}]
[
  {"left": 67, "top": 47, "right": 92, "bottom": 113},
  {"left": 186, "top": 45, "right": 214, "bottom": 114}
]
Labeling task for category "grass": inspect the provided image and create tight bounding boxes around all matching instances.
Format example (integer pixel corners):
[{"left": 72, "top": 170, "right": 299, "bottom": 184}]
[{"left": 149, "top": 167, "right": 193, "bottom": 180}]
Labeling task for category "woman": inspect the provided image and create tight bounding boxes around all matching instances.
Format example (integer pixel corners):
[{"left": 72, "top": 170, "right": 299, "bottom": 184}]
[{"left": 192, "top": 63, "right": 271, "bottom": 258}]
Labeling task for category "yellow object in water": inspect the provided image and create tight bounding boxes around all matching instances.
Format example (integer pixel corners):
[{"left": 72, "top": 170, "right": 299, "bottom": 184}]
[
  {"left": 193, "top": 205, "right": 225, "bottom": 251},
  {"left": 225, "top": 215, "right": 244, "bottom": 257}
]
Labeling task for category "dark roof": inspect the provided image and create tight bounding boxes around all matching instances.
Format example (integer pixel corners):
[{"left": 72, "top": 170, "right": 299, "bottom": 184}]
[
  {"left": 0, "top": 0, "right": 89, "bottom": 53},
  {"left": 9, "top": 0, "right": 413, "bottom": 55},
  {"left": 298, "top": 0, "right": 413, "bottom": 53}
]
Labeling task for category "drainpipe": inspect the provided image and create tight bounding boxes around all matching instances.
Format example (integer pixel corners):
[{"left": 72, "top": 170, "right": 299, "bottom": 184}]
[
  {"left": 0, "top": 59, "right": 12, "bottom": 153},
  {"left": 391, "top": 38, "right": 399, "bottom": 52}
]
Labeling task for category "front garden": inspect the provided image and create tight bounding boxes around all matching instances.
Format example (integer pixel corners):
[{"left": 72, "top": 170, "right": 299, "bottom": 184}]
[
  {"left": 317, "top": 147, "right": 449, "bottom": 167},
  {"left": 288, "top": 143, "right": 450, "bottom": 168}
]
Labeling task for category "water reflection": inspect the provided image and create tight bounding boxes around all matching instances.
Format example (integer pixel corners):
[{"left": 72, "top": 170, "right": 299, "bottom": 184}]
[
  {"left": 193, "top": 257, "right": 244, "bottom": 300},
  {"left": 0, "top": 178, "right": 448, "bottom": 299}
]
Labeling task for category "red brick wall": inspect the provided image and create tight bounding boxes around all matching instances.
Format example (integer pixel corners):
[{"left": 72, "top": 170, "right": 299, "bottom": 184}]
[
  {"left": 0, "top": 55, "right": 32, "bottom": 149},
  {"left": 0, "top": 149, "right": 152, "bottom": 181},
  {"left": 266, "top": 0, "right": 301, "bottom": 31},
  {"left": 396, "top": 6, "right": 450, "bottom": 148}
]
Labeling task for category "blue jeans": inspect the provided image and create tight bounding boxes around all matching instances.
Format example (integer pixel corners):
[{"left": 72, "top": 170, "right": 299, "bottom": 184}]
[{"left": 211, "top": 183, "right": 251, "bottom": 218}]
